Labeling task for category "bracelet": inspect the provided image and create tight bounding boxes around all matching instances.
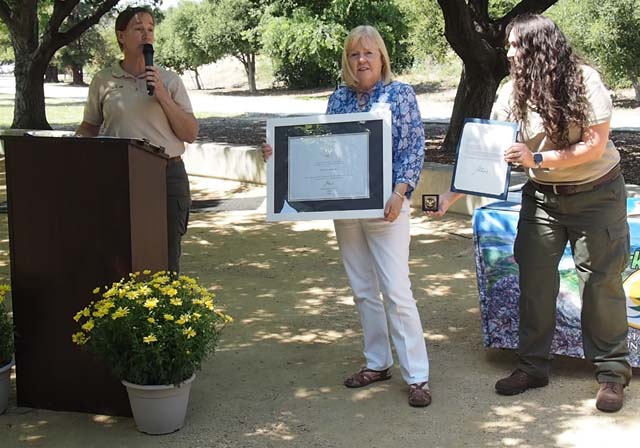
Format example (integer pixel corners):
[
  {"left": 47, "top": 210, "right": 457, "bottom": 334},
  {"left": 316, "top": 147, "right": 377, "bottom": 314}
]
[{"left": 393, "top": 191, "right": 404, "bottom": 199}]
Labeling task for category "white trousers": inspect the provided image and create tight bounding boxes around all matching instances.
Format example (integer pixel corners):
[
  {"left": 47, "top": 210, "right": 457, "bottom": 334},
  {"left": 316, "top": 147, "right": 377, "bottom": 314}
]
[{"left": 334, "top": 199, "right": 429, "bottom": 384}]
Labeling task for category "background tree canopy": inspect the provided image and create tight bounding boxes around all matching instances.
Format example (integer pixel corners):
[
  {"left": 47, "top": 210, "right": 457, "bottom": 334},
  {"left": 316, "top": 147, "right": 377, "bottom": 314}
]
[{"left": 2, "top": 0, "right": 639, "bottom": 130}]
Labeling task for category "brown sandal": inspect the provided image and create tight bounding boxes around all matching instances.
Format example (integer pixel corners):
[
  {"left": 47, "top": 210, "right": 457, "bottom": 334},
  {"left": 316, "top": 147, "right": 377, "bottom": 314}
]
[
  {"left": 344, "top": 367, "right": 392, "bottom": 388},
  {"left": 408, "top": 381, "right": 432, "bottom": 407}
]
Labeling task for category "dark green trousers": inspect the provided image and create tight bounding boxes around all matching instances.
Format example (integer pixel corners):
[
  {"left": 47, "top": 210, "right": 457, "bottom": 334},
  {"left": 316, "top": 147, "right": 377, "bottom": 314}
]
[
  {"left": 166, "top": 159, "right": 191, "bottom": 274},
  {"left": 514, "top": 175, "right": 631, "bottom": 385}
]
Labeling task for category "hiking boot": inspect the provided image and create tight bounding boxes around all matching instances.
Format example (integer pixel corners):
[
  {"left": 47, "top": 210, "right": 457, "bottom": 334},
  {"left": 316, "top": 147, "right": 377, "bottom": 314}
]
[
  {"left": 495, "top": 369, "right": 549, "bottom": 395},
  {"left": 595, "top": 382, "right": 624, "bottom": 412}
]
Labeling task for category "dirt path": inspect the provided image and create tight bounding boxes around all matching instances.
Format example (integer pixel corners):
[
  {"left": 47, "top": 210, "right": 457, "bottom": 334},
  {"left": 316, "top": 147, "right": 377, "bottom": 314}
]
[{"left": 1, "top": 178, "right": 638, "bottom": 447}]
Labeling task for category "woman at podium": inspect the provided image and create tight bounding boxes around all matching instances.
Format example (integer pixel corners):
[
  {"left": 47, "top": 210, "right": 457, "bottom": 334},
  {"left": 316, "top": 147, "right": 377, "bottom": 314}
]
[{"left": 75, "top": 6, "right": 198, "bottom": 274}]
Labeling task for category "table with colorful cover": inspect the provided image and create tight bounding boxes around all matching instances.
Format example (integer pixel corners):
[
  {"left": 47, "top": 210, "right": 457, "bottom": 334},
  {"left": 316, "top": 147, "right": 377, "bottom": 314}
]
[{"left": 473, "top": 196, "right": 640, "bottom": 367}]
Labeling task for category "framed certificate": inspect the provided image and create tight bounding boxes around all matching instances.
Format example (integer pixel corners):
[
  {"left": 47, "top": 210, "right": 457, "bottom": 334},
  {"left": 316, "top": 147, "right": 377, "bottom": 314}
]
[
  {"left": 451, "top": 118, "right": 519, "bottom": 200},
  {"left": 266, "top": 111, "right": 392, "bottom": 222}
]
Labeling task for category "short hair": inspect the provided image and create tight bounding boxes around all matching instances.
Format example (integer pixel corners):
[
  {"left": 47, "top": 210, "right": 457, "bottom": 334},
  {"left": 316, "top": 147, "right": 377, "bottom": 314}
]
[
  {"left": 115, "top": 7, "right": 154, "bottom": 50},
  {"left": 341, "top": 26, "right": 393, "bottom": 89}
]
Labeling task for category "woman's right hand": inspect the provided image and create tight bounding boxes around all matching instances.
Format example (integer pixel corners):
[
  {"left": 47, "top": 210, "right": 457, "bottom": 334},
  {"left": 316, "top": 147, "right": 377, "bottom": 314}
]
[{"left": 261, "top": 143, "right": 273, "bottom": 162}]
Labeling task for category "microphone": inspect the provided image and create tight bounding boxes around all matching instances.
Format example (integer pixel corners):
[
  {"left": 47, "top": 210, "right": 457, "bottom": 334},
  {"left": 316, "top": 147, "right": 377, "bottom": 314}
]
[{"left": 142, "top": 44, "right": 154, "bottom": 96}]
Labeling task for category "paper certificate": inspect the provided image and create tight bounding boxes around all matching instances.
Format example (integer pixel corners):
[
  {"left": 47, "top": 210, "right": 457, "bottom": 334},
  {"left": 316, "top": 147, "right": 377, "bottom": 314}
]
[
  {"left": 451, "top": 118, "right": 518, "bottom": 199},
  {"left": 266, "top": 111, "right": 392, "bottom": 222},
  {"left": 288, "top": 133, "right": 369, "bottom": 201}
]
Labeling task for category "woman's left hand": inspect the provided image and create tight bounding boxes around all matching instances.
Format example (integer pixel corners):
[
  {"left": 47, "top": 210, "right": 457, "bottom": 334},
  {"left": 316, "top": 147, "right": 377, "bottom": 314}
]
[
  {"left": 504, "top": 143, "right": 534, "bottom": 168},
  {"left": 384, "top": 193, "right": 403, "bottom": 222},
  {"left": 144, "top": 65, "right": 168, "bottom": 101}
]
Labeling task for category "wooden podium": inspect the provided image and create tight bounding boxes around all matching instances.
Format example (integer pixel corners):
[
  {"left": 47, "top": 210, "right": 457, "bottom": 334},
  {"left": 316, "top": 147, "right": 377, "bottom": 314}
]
[{"left": 2, "top": 135, "right": 169, "bottom": 416}]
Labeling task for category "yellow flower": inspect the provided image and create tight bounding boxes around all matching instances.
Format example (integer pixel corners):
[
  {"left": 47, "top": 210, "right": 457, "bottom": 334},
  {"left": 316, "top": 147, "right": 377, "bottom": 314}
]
[
  {"left": 143, "top": 334, "right": 157, "bottom": 344},
  {"left": 103, "top": 287, "right": 117, "bottom": 298},
  {"left": 164, "top": 314, "right": 175, "bottom": 321},
  {"left": 170, "top": 298, "right": 183, "bottom": 306},
  {"left": 204, "top": 299, "right": 214, "bottom": 310},
  {"left": 92, "top": 287, "right": 101, "bottom": 294},
  {"left": 147, "top": 317, "right": 156, "bottom": 324},
  {"left": 92, "top": 308, "right": 108, "bottom": 318},
  {"left": 176, "top": 314, "right": 189, "bottom": 325},
  {"left": 192, "top": 312, "right": 201, "bottom": 321},
  {"left": 96, "top": 299, "right": 115, "bottom": 310},
  {"left": 182, "top": 327, "right": 196, "bottom": 339},
  {"left": 72, "top": 332, "right": 89, "bottom": 345},
  {"left": 138, "top": 285, "right": 152, "bottom": 296},
  {"left": 126, "top": 290, "right": 140, "bottom": 300},
  {"left": 81, "top": 319, "right": 95, "bottom": 332},
  {"left": 73, "top": 307, "right": 90, "bottom": 322},
  {"left": 143, "top": 298, "right": 159, "bottom": 309},
  {"left": 153, "top": 275, "right": 169, "bottom": 285},
  {"left": 111, "top": 307, "right": 129, "bottom": 320},
  {"left": 161, "top": 287, "right": 178, "bottom": 297}
]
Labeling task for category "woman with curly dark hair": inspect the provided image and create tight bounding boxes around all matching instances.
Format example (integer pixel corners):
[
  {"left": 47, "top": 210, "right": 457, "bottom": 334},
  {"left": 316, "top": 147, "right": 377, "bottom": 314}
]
[{"left": 431, "top": 14, "right": 631, "bottom": 412}]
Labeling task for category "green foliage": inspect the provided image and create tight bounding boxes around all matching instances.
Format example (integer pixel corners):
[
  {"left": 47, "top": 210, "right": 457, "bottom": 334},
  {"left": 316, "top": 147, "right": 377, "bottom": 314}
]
[
  {"left": 548, "top": 0, "right": 640, "bottom": 89},
  {"left": 197, "top": 0, "right": 264, "bottom": 62},
  {"left": 86, "top": 20, "right": 120, "bottom": 75},
  {"left": 488, "top": 0, "right": 520, "bottom": 19},
  {"left": 0, "top": 24, "right": 13, "bottom": 63},
  {"left": 260, "top": 9, "right": 344, "bottom": 88},
  {"left": 156, "top": 1, "right": 214, "bottom": 74},
  {"left": 261, "top": 0, "right": 410, "bottom": 88},
  {"left": 0, "top": 285, "right": 13, "bottom": 366},
  {"left": 397, "top": 0, "right": 447, "bottom": 63},
  {"left": 73, "top": 271, "right": 232, "bottom": 385}
]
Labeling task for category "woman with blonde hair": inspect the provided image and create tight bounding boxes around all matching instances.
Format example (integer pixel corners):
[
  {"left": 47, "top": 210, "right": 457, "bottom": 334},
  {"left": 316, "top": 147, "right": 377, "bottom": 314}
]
[{"left": 264, "top": 25, "right": 431, "bottom": 407}]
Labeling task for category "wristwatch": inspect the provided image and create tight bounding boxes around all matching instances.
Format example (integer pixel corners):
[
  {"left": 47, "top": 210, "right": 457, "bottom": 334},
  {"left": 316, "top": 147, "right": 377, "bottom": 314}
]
[{"left": 533, "top": 152, "right": 544, "bottom": 169}]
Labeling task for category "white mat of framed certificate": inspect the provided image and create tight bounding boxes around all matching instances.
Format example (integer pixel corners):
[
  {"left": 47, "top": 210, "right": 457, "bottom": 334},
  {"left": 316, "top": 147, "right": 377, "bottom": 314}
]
[
  {"left": 451, "top": 118, "right": 519, "bottom": 200},
  {"left": 266, "top": 111, "right": 392, "bottom": 222}
]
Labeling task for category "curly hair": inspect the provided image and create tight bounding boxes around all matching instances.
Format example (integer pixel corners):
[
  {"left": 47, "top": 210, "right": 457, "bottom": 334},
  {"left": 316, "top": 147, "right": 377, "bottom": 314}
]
[{"left": 506, "top": 14, "right": 590, "bottom": 148}]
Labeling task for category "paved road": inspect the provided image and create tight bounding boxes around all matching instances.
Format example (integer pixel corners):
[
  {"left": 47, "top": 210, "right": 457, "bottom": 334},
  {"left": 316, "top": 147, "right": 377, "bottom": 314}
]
[{"left": 0, "top": 75, "right": 637, "bottom": 129}]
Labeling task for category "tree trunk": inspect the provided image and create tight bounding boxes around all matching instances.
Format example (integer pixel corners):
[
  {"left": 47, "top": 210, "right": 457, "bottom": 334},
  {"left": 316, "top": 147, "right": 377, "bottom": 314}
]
[
  {"left": 71, "top": 63, "right": 85, "bottom": 85},
  {"left": 442, "top": 65, "right": 502, "bottom": 151},
  {"left": 631, "top": 74, "right": 640, "bottom": 102},
  {"left": 193, "top": 67, "right": 203, "bottom": 90},
  {"left": 12, "top": 52, "right": 50, "bottom": 130},
  {"left": 436, "top": 0, "right": 559, "bottom": 152},
  {"left": 44, "top": 64, "right": 59, "bottom": 83},
  {"left": 241, "top": 53, "right": 257, "bottom": 93}
]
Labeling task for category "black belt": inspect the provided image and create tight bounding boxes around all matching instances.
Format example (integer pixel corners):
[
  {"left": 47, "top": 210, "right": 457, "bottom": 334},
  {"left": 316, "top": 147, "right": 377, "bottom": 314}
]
[{"left": 530, "top": 165, "right": 621, "bottom": 196}]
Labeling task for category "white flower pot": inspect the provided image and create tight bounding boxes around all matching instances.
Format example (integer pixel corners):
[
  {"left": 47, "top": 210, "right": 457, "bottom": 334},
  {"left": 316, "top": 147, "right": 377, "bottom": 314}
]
[
  {"left": 0, "top": 359, "right": 14, "bottom": 414},
  {"left": 122, "top": 374, "right": 195, "bottom": 435}
]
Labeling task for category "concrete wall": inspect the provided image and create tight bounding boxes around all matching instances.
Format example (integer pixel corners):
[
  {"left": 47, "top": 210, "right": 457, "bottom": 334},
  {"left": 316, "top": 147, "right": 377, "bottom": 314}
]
[{"left": 182, "top": 142, "right": 532, "bottom": 216}]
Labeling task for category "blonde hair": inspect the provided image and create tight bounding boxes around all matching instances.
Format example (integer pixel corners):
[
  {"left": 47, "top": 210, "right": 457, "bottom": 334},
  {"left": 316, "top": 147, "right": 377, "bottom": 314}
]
[{"left": 341, "top": 25, "right": 393, "bottom": 90}]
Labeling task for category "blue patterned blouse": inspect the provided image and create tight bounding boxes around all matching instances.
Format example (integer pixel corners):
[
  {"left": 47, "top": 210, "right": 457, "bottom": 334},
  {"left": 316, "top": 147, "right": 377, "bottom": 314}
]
[{"left": 326, "top": 80, "right": 425, "bottom": 198}]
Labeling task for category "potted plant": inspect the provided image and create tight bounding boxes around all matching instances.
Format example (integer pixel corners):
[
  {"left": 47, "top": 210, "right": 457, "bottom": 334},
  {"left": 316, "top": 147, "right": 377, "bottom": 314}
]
[
  {"left": 0, "top": 284, "right": 13, "bottom": 415},
  {"left": 72, "top": 271, "right": 231, "bottom": 434}
]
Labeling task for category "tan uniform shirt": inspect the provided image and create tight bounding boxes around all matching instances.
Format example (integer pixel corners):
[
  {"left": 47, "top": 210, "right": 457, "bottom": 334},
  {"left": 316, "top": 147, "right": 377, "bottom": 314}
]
[
  {"left": 82, "top": 63, "right": 193, "bottom": 158},
  {"left": 491, "top": 65, "right": 619, "bottom": 185}
]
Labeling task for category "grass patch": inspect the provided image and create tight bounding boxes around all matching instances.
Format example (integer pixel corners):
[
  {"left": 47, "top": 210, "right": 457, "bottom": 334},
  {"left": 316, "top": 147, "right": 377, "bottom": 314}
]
[{"left": 0, "top": 93, "right": 85, "bottom": 129}]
